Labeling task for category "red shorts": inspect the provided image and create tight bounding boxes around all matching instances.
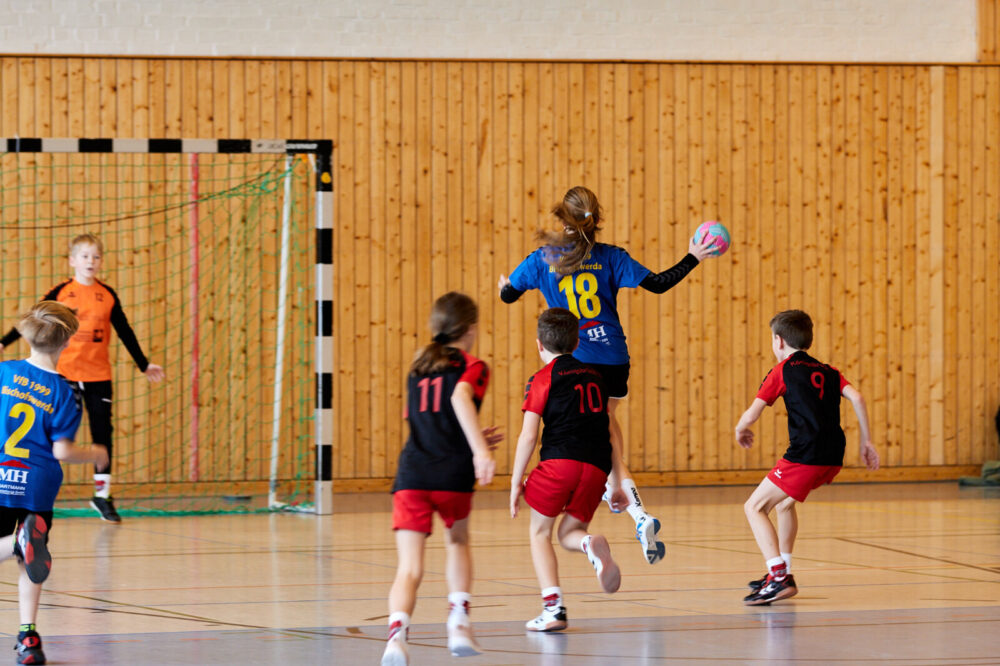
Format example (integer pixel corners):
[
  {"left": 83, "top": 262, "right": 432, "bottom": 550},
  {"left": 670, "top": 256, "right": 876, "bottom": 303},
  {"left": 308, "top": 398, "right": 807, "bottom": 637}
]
[
  {"left": 523, "top": 459, "right": 608, "bottom": 523},
  {"left": 392, "top": 489, "right": 473, "bottom": 534},
  {"left": 767, "top": 459, "right": 842, "bottom": 502}
]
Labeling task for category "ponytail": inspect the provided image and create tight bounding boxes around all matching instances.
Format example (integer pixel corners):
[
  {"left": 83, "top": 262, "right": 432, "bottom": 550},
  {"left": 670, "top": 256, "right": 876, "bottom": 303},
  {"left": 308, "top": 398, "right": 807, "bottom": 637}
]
[
  {"left": 410, "top": 292, "right": 478, "bottom": 375},
  {"left": 537, "top": 186, "right": 602, "bottom": 276}
]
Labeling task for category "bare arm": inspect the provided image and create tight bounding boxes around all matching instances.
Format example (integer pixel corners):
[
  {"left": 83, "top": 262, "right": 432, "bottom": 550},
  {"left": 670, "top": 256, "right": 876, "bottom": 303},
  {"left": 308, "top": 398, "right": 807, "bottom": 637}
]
[
  {"left": 53, "top": 439, "right": 109, "bottom": 468},
  {"left": 450, "top": 382, "right": 496, "bottom": 486},
  {"left": 735, "top": 398, "right": 768, "bottom": 449},
  {"left": 509, "top": 411, "right": 541, "bottom": 518},
  {"left": 843, "top": 385, "right": 879, "bottom": 470}
]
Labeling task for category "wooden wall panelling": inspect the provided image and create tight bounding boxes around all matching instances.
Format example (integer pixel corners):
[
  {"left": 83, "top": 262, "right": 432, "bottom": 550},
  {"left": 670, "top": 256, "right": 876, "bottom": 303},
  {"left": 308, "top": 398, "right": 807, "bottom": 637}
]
[{"left": 2, "top": 57, "right": 999, "bottom": 488}]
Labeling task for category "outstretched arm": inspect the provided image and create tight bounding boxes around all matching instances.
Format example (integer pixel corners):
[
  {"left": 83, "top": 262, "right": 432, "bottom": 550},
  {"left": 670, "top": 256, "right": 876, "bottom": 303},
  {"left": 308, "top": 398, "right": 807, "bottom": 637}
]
[
  {"left": 735, "top": 398, "right": 768, "bottom": 449},
  {"left": 498, "top": 273, "right": 525, "bottom": 303},
  {"left": 638, "top": 235, "right": 720, "bottom": 294},
  {"left": 843, "top": 385, "right": 879, "bottom": 470}
]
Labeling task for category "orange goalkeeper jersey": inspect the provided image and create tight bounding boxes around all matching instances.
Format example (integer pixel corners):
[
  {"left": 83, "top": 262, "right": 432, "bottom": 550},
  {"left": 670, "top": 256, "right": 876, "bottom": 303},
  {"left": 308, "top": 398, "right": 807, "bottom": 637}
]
[{"left": 0, "top": 278, "right": 149, "bottom": 382}]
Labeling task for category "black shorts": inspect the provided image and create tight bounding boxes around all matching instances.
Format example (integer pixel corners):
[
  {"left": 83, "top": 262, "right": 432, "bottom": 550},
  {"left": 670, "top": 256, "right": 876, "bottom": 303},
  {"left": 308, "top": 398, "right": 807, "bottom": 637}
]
[
  {"left": 588, "top": 363, "right": 630, "bottom": 399},
  {"left": 0, "top": 508, "right": 54, "bottom": 538}
]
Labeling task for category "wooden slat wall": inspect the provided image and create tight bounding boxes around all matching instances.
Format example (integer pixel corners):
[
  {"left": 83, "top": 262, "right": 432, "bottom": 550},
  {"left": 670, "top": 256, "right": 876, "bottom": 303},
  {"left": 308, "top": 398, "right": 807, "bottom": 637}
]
[{"left": 1, "top": 57, "right": 998, "bottom": 490}]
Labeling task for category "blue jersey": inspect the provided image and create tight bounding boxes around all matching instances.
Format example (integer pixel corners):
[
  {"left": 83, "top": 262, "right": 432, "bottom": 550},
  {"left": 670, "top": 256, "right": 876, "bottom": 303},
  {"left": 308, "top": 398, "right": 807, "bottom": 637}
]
[
  {"left": 0, "top": 360, "right": 82, "bottom": 511},
  {"left": 508, "top": 243, "right": 651, "bottom": 364}
]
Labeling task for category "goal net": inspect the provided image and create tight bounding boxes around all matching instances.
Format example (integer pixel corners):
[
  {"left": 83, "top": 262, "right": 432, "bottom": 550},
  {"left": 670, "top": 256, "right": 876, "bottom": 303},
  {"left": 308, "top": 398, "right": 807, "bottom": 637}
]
[{"left": 0, "top": 138, "right": 332, "bottom": 516}]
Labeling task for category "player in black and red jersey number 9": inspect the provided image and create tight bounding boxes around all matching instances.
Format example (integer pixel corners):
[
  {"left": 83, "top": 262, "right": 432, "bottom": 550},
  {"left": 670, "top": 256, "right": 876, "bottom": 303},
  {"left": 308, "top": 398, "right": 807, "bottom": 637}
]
[
  {"left": 382, "top": 293, "right": 503, "bottom": 666},
  {"left": 735, "top": 310, "right": 879, "bottom": 607}
]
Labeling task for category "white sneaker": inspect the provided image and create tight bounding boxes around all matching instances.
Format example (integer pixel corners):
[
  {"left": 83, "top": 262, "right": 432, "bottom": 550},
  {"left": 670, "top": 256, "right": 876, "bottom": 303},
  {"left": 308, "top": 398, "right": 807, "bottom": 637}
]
[
  {"left": 446, "top": 619, "right": 482, "bottom": 657},
  {"left": 381, "top": 637, "right": 409, "bottom": 666},
  {"left": 585, "top": 535, "right": 621, "bottom": 593},
  {"left": 635, "top": 515, "right": 666, "bottom": 564},
  {"left": 525, "top": 604, "right": 568, "bottom": 632}
]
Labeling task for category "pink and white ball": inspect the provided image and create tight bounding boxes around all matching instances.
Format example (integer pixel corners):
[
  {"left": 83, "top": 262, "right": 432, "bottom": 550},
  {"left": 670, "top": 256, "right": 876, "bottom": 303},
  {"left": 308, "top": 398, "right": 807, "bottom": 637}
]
[{"left": 692, "top": 221, "right": 731, "bottom": 256}]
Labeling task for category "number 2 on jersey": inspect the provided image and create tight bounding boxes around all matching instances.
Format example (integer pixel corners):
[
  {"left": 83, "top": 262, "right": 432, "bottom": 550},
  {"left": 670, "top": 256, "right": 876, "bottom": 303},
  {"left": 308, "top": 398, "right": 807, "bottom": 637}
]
[
  {"left": 4, "top": 402, "right": 34, "bottom": 459},
  {"left": 558, "top": 272, "right": 601, "bottom": 319}
]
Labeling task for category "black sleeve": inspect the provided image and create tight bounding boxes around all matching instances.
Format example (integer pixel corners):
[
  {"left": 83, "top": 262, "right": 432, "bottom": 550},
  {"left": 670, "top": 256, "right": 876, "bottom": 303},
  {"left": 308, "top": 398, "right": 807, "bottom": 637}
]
[
  {"left": 1, "top": 282, "right": 67, "bottom": 348},
  {"left": 107, "top": 287, "right": 150, "bottom": 372},
  {"left": 500, "top": 284, "right": 525, "bottom": 304},
  {"left": 638, "top": 253, "right": 701, "bottom": 294}
]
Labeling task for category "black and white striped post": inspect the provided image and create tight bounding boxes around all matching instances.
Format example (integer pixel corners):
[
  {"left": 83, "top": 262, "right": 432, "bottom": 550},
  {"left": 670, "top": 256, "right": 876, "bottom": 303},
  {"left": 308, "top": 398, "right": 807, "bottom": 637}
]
[{"left": 3, "top": 137, "right": 335, "bottom": 514}]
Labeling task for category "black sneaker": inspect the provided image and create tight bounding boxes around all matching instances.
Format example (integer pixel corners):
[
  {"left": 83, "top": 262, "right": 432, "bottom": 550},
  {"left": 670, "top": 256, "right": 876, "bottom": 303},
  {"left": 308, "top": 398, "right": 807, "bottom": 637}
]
[
  {"left": 90, "top": 496, "right": 122, "bottom": 523},
  {"left": 743, "top": 574, "right": 798, "bottom": 606},
  {"left": 748, "top": 572, "right": 769, "bottom": 590},
  {"left": 14, "top": 514, "right": 51, "bottom": 584},
  {"left": 14, "top": 631, "right": 45, "bottom": 665}
]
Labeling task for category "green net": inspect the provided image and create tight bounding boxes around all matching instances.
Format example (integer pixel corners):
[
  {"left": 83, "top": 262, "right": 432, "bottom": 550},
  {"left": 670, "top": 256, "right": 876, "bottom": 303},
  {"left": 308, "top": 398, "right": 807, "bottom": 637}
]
[{"left": 0, "top": 151, "right": 315, "bottom": 515}]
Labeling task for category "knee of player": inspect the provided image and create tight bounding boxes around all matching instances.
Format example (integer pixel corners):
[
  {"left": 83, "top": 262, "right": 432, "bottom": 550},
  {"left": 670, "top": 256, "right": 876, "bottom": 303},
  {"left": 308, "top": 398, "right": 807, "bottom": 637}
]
[{"left": 743, "top": 497, "right": 767, "bottom": 516}]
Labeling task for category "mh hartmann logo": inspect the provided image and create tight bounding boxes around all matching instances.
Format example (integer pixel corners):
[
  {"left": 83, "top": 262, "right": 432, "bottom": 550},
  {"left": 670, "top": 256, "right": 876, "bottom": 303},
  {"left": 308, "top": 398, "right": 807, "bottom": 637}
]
[{"left": 0, "top": 468, "right": 27, "bottom": 483}]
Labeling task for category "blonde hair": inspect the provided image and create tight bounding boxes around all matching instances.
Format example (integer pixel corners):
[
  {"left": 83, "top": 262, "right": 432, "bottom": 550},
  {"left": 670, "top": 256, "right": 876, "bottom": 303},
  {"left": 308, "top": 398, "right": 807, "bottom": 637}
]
[
  {"left": 410, "top": 292, "right": 478, "bottom": 376},
  {"left": 15, "top": 301, "right": 79, "bottom": 354},
  {"left": 69, "top": 233, "right": 103, "bottom": 256},
  {"left": 537, "top": 186, "right": 603, "bottom": 276}
]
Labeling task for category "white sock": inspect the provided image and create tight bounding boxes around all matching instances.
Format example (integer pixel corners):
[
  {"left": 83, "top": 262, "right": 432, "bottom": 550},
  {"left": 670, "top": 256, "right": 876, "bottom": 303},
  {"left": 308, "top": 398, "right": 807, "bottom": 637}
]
[
  {"left": 580, "top": 534, "right": 593, "bottom": 555},
  {"left": 541, "top": 586, "right": 563, "bottom": 608},
  {"left": 388, "top": 611, "right": 410, "bottom": 642},
  {"left": 780, "top": 552, "right": 792, "bottom": 573},
  {"left": 447, "top": 591, "right": 471, "bottom": 628},
  {"left": 94, "top": 474, "right": 111, "bottom": 499},
  {"left": 621, "top": 478, "right": 648, "bottom": 523}
]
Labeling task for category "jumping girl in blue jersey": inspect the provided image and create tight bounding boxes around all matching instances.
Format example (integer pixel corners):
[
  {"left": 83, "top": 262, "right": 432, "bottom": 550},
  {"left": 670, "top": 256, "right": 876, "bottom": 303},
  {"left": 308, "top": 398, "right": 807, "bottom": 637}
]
[{"left": 498, "top": 185, "right": 719, "bottom": 564}]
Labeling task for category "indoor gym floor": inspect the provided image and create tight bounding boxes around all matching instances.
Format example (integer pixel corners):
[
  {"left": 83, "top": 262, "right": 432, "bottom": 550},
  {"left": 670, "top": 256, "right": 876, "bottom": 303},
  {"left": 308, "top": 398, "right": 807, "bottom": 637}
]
[{"left": 2, "top": 482, "right": 997, "bottom": 665}]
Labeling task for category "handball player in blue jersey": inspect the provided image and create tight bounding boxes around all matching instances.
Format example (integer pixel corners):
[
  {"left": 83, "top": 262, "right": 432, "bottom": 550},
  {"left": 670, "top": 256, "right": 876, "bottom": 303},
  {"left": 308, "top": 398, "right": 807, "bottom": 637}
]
[
  {"left": 499, "top": 186, "right": 719, "bottom": 565},
  {"left": 0, "top": 301, "right": 109, "bottom": 665}
]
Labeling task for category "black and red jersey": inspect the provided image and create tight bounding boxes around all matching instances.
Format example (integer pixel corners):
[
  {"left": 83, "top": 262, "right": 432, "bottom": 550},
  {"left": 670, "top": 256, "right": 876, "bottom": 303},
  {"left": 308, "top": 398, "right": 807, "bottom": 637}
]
[
  {"left": 756, "top": 350, "right": 851, "bottom": 466},
  {"left": 392, "top": 348, "right": 490, "bottom": 493},
  {"left": 522, "top": 355, "right": 612, "bottom": 474}
]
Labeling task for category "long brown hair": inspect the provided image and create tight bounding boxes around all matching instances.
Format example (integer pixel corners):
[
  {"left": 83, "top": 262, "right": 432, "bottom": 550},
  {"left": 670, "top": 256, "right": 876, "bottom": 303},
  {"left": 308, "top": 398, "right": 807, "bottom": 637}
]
[
  {"left": 410, "top": 292, "right": 478, "bottom": 375},
  {"left": 536, "top": 186, "right": 603, "bottom": 276}
]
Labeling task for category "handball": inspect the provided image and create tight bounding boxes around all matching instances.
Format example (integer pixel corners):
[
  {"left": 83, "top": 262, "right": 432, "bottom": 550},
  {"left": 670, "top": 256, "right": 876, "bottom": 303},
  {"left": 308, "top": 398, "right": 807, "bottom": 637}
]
[{"left": 693, "top": 221, "right": 730, "bottom": 256}]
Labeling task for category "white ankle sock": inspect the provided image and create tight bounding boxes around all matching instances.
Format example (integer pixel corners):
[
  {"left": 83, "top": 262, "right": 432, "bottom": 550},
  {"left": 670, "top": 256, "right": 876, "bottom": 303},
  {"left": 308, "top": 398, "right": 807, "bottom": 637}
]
[
  {"left": 541, "top": 586, "right": 563, "bottom": 608},
  {"left": 621, "top": 478, "right": 647, "bottom": 522},
  {"left": 94, "top": 474, "right": 111, "bottom": 499},
  {"left": 780, "top": 552, "right": 792, "bottom": 573},
  {"left": 388, "top": 611, "right": 410, "bottom": 641}
]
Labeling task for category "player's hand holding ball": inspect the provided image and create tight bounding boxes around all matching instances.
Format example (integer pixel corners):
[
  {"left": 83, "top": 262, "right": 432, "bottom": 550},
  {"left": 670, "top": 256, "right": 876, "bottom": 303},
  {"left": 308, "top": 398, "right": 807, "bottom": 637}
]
[{"left": 690, "top": 221, "right": 731, "bottom": 261}]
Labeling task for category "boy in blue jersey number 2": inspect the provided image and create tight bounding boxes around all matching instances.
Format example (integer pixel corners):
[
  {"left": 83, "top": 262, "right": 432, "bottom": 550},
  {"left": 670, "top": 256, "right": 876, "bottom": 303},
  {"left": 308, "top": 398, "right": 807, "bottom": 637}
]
[
  {"left": 499, "top": 186, "right": 720, "bottom": 565},
  {"left": 0, "top": 302, "right": 109, "bottom": 665}
]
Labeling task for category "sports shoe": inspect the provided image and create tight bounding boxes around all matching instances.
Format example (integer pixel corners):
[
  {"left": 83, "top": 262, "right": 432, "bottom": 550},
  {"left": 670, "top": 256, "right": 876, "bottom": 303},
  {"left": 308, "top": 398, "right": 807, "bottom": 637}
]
[
  {"left": 15, "top": 631, "right": 45, "bottom": 665},
  {"left": 635, "top": 515, "right": 666, "bottom": 564},
  {"left": 743, "top": 574, "right": 798, "bottom": 606},
  {"left": 585, "top": 535, "right": 621, "bottom": 593},
  {"left": 14, "top": 514, "right": 51, "bottom": 584},
  {"left": 748, "top": 572, "right": 769, "bottom": 590},
  {"left": 90, "top": 496, "right": 122, "bottom": 523},
  {"left": 447, "top": 620, "right": 481, "bottom": 657},
  {"left": 525, "top": 604, "right": 568, "bottom": 632},
  {"left": 380, "top": 638, "right": 408, "bottom": 666}
]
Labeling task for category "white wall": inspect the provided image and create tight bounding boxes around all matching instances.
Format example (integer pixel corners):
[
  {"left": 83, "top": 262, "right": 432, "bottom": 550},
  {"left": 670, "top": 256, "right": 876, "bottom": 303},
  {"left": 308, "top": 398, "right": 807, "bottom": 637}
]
[{"left": 0, "top": 0, "right": 978, "bottom": 62}]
